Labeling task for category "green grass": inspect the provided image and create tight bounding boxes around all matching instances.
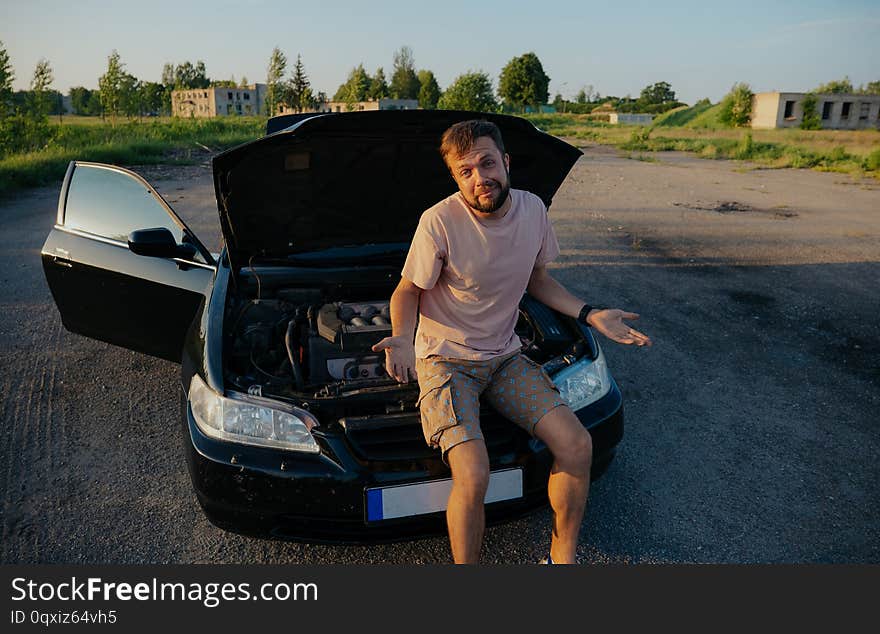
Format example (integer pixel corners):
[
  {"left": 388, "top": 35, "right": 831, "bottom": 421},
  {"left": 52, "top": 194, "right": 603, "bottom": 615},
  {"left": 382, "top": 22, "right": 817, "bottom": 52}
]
[
  {"left": 0, "top": 116, "right": 265, "bottom": 196},
  {"left": 652, "top": 101, "right": 719, "bottom": 127},
  {"left": 682, "top": 102, "right": 726, "bottom": 129},
  {"left": 522, "top": 112, "right": 880, "bottom": 179},
  {"left": 3, "top": 112, "right": 878, "bottom": 197}
]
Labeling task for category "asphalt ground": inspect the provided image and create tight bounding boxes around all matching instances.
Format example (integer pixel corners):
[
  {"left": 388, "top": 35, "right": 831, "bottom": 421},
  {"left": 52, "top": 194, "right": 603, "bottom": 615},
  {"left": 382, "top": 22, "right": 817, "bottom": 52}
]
[{"left": 1, "top": 146, "right": 877, "bottom": 563}]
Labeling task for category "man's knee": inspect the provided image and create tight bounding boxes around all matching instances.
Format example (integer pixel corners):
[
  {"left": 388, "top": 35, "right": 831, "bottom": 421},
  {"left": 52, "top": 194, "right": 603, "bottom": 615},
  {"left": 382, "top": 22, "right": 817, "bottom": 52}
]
[
  {"left": 545, "top": 413, "right": 592, "bottom": 476},
  {"left": 447, "top": 440, "right": 490, "bottom": 499},
  {"left": 570, "top": 427, "right": 593, "bottom": 473}
]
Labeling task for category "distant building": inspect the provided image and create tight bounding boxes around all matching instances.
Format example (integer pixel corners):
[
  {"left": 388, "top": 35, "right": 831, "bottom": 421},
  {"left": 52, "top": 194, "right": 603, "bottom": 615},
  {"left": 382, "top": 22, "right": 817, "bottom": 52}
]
[
  {"left": 751, "top": 92, "right": 880, "bottom": 129},
  {"left": 172, "top": 84, "right": 267, "bottom": 117},
  {"left": 609, "top": 113, "right": 654, "bottom": 125},
  {"left": 281, "top": 98, "right": 419, "bottom": 114}
]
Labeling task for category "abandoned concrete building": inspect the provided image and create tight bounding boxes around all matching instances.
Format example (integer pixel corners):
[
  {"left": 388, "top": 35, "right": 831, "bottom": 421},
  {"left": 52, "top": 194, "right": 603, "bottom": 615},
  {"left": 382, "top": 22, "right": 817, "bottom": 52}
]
[
  {"left": 609, "top": 113, "right": 654, "bottom": 125},
  {"left": 171, "top": 84, "right": 268, "bottom": 117},
  {"left": 751, "top": 92, "right": 880, "bottom": 129},
  {"left": 278, "top": 98, "right": 419, "bottom": 115}
]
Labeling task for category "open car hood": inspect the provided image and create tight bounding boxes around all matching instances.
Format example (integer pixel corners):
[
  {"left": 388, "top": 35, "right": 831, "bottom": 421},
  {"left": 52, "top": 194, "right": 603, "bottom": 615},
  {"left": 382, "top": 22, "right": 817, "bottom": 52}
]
[{"left": 212, "top": 110, "right": 583, "bottom": 266}]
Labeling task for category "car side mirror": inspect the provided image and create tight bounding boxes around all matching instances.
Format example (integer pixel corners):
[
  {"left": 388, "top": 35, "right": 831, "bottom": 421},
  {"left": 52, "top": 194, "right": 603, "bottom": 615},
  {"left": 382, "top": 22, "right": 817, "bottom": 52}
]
[{"left": 128, "top": 228, "right": 198, "bottom": 260}]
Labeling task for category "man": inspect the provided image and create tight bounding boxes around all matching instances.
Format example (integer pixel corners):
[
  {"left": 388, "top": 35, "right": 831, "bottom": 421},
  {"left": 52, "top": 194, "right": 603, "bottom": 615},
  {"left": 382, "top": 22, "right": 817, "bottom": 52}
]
[{"left": 372, "top": 119, "right": 651, "bottom": 564}]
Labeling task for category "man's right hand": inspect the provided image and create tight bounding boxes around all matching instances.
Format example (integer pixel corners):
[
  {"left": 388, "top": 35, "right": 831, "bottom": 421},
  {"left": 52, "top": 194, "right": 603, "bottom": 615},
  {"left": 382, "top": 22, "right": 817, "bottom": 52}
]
[{"left": 372, "top": 335, "right": 418, "bottom": 383}]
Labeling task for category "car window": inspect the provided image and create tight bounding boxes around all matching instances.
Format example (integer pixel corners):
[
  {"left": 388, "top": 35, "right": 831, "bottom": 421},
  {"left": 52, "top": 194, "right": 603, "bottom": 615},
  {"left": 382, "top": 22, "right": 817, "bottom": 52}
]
[{"left": 64, "top": 164, "right": 186, "bottom": 245}]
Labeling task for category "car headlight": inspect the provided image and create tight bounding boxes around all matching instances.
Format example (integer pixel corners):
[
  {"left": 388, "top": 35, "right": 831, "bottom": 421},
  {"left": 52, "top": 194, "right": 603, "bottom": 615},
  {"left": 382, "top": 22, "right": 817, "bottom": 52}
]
[
  {"left": 550, "top": 347, "right": 612, "bottom": 411},
  {"left": 188, "top": 374, "right": 320, "bottom": 453}
]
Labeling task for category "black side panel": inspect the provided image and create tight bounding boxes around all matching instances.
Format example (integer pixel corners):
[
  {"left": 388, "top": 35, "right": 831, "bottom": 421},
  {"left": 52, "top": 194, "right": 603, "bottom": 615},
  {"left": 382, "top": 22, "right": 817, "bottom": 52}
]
[
  {"left": 42, "top": 229, "right": 213, "bottom": 362},
  {"left": 41, "top": 162, "right": 217, "bottom": 362}
]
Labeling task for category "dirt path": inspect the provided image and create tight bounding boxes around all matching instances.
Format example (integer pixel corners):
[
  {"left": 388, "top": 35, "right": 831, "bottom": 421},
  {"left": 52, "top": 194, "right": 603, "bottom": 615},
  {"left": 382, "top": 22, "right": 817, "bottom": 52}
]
[{"left": 1, "top": 147, "right": 877, "bottom": 563}]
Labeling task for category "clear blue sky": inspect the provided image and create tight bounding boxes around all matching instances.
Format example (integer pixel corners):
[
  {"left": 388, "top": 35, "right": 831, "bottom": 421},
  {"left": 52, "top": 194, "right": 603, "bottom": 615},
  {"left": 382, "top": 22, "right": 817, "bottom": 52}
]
[{"left": 4, "top": 0, "right": 880, "bottom": 103}]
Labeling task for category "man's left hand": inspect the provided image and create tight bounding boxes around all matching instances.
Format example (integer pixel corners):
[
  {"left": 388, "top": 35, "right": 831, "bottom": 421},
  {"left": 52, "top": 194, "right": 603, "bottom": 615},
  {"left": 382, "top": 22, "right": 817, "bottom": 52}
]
[{"left": 587, "top": 309, "right": 652, "bottom": 347}]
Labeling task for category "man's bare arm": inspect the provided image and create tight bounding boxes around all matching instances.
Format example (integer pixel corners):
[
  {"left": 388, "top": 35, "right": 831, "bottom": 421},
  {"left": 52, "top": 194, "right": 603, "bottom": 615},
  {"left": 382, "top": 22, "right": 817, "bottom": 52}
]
[
  {"left": 527, "top": 265, "right": 652, "bottom": 347},
  {"left": 371, "top": 277, "right": 422, "bottom": 382}
]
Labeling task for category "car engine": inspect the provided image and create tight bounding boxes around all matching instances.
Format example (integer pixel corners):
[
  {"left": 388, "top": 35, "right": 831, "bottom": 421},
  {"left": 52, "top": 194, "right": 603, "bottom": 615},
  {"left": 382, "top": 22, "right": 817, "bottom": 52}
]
[
  {"left": 225, "top": 283, "right": 587, "bottom": 402},
  {"left": 312, "top": 300, "right": 392, "bottom": 382},
  {"left": 227, "top": 296, "right": 397, "bottom": 394}
]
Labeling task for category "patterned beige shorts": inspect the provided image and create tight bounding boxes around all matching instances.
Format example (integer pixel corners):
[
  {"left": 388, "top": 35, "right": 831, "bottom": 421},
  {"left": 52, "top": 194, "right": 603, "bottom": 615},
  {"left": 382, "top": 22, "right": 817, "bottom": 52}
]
[{"left": 415, "top": 351, "right": 568, "bottom": 461}]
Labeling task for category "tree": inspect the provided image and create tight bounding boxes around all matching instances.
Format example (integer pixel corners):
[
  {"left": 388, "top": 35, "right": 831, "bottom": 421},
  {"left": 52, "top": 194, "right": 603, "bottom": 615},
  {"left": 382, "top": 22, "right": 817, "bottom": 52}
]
[
  {"left": 814, "top": 77, "right": 853, "bottom": 94},
  {"left": 140, "top": 81, "right": 166, "bottom": 115},
  {"left": 0, "top": 40, "right": 13, "bottom": 118},
  {"left": 861, "top": 81, "right": 880, "bottom": 95},
  {"left": 119, "top": 73, "right": 142, "bottom": 119},
  {"left": 284, "top": 54, "right": 313, "bottom": 112},
  {"left": 368, "top": 67, "right": 389, "bottom": 100},
  {"left": 717, "top": 82, "right": 754, "bottom": 127},
  {"left": 160, "top": 63, "right": 175, "bottom": 114},
  {"left": 173, "top": 60, "right": 210, "bottom": 89},
  {"left": 161, "top": 63, "right": 175, "bottom": 88},
  {"left": 45, "top": 89, "right": 64, "bottom": 116},
  {"left": 69, "top": 87, "right": 104, "bottom": 116},
  {"left": 498, "top": 52, "right": 550, "bottom": 112},
  {"left": 333, "top": 64, "right": 371, "bottom": 105},
  {"left": 99, "top": 50, "right": 126, "bottom": 121},
  {"left": 283, "top": 55, "right": 315, "bottom": 112},
  {"left": 87, "top": 90, "right": 103, "bottom": 116},
  {"left": 437, "top": 71, "right": 497, "bottom": 112},
  {"left": 639, "top": 81, "right": 675, "bottom": 105},
  {"left": 575, "top": 89, "right": 587, "bottom": 104},
  {"left": 69, "top": 86, "right": 92, "bottom": 115},
  {"left": 265, "top": 47, "right": 287, "bottom": 116},
  {"left": 586, "top": 85, "right": 596, "bottom": 102},
  {"left": 417, "top": 70, "right": 440, "bottom": 109},
  {"left": 27, "top": 58, "right": 54, "bottom": 120},
  {"left": 390, "top": 46, "right": 419, "bottom": 99}
]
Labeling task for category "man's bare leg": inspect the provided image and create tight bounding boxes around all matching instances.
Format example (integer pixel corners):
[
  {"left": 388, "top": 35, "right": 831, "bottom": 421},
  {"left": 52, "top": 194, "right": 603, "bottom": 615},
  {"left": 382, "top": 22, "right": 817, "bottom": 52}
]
[
  {"left": 533, "top": 406, "right": 593, "bottom": 564},
  {"left": 445, "top": 439, "right": 490, "bottom": 564}
]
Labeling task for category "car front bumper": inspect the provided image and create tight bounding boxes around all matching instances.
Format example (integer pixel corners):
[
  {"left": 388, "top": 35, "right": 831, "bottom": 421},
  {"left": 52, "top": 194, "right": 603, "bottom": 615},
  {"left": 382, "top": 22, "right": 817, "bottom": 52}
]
[{"left": 182, "top": 381, "right": 624, "bottom": 543}]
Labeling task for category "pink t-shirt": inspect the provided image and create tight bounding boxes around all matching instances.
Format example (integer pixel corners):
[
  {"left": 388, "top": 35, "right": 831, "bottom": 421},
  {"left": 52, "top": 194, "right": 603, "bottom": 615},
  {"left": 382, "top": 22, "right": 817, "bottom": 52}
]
[{"left": 402, "top": 188, "right": 560, "bottom": 360}]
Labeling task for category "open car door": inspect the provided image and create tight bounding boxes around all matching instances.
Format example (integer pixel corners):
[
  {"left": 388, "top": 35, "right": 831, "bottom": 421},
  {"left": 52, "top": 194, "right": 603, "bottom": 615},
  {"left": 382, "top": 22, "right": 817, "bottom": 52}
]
[{"left": 41, "top": 162, "right": 216, "bottom": 362}]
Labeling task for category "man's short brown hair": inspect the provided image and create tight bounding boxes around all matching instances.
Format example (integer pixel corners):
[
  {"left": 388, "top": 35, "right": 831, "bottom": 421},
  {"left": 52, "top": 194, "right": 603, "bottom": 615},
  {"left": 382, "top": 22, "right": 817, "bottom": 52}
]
[{"left": 439, "top": 119, "right": 506, "bottom": 167}]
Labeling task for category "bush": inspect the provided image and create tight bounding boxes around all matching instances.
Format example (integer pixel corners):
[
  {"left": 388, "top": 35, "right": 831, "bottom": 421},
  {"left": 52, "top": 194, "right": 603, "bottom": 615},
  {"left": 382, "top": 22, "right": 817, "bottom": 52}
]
[
  {"left": 700, "top": 144, "right": 722, "bottom": 159},
  {"left": 0, "top": 111, "right": 56, "bottom": 157},
  {"left": 718, "top": 83, "right": 753, "bottom": 127},
  {"left": 621, "top": 127, "right": 652, "bottom": 150},
  {"left": 788, "top": 149, "right": 820, "bottom": 168},
  {"left": 829, "top": 146, "right": 847, "bottom": 162},
  {"left": 733, "top": 131, "right": 754, "bottom": 159},
  {"left": 800, "top": 93, "right": 821, "bottom": 130},
  {"left": 864, "top": 148, "right": 880, "bottom": 171}
]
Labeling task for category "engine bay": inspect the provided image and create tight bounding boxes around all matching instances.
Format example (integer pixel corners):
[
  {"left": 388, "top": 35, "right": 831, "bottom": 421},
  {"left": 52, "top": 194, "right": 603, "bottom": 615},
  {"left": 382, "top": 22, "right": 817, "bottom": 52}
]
[{"left": 224, "top": 273, "right": 590, "bottom": 402}]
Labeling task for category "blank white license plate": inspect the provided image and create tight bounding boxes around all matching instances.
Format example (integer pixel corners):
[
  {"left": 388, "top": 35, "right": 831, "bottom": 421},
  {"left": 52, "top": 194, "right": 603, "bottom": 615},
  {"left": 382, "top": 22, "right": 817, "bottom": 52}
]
[{"left": 365, "top": 468, "right": 523, "bottom": 522}]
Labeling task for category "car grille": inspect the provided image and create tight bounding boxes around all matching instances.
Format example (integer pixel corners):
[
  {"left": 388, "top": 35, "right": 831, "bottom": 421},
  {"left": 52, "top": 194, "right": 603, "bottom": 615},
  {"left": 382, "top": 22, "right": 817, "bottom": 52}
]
[{"left": 339, "top": 409, "right": 524, "bottom": 462}]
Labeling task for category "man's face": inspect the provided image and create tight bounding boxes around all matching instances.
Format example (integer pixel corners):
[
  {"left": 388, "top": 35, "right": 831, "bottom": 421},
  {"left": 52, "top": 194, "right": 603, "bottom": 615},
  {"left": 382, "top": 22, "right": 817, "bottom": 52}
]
[{"left": 447, "top": 136, "right": 511, "bottom": 214}]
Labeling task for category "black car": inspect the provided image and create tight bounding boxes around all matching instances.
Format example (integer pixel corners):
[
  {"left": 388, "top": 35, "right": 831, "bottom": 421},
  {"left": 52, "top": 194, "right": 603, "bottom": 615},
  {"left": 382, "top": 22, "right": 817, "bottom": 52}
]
[{"left": 41, "top": 110, "right": 623, "bottom": 542}]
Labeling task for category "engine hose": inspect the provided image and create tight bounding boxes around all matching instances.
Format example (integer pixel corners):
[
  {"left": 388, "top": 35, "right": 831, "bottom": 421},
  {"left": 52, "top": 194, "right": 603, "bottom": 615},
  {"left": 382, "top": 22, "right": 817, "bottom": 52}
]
[{"left": 285, "top": 319, "right": 305, "bottom": 390}]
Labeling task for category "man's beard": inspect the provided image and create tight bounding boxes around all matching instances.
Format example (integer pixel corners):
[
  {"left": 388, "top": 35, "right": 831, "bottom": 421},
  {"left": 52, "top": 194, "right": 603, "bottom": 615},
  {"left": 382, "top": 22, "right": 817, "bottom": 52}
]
[{"left": 464, "top": 178, "right": 511, "bottom": 213}]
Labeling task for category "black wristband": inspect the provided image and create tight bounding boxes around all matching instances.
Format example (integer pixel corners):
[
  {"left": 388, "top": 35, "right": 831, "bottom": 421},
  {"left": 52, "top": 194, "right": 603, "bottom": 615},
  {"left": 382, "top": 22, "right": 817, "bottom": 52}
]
[{"left": 578, "top": 304, "right": 597, "bottom": 324}]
